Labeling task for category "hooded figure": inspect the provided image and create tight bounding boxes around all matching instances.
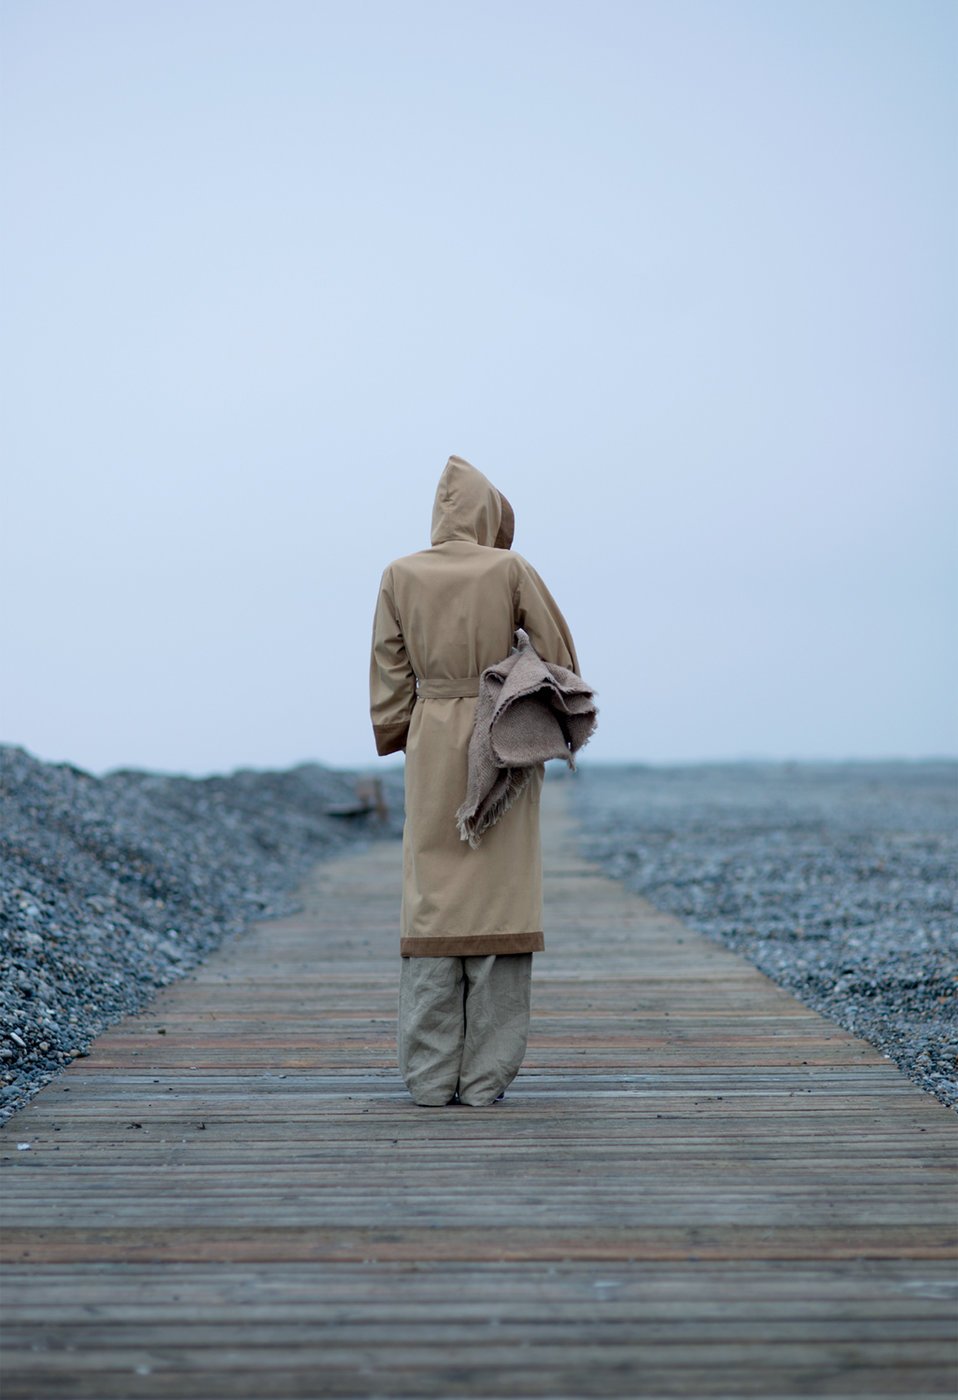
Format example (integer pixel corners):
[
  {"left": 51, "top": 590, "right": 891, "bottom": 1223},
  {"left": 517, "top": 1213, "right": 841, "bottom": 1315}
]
[{"left": 369, "top": 455, "right": 579, "bottom": 1106}]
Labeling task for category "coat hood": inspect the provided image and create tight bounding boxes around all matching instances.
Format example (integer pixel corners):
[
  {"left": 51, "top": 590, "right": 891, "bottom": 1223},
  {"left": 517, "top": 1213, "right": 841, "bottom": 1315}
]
[{"left": 431, "top": 456, "right": 515, "bottom": 550}]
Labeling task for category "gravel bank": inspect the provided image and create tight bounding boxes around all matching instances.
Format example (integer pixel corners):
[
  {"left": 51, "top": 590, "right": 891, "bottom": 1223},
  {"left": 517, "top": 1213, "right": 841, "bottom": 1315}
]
[
  {"left": 0, "top": 746, "right": 404, "bottom": 1125},
  {"left": 572, "top": 761, "right": 957, "bottom": 1111}
]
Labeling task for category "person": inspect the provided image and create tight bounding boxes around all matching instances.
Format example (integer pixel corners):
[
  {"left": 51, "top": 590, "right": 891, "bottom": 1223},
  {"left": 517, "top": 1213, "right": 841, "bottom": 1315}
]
[{"left": 369, "top": 455, "right": 580, "bottom": 1107}]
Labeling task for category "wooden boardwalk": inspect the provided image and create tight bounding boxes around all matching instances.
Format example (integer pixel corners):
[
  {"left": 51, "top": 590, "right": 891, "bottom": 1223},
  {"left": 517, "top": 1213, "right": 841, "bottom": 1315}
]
[{"left": 2, "top": 779, "right": 956, "bottom": 1398}]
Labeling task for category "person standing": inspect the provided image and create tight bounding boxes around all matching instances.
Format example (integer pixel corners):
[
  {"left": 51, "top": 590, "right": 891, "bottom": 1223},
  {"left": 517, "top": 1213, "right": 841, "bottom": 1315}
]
[{"left": 369, "top": 455, "right": 580, "bottom": 1107}]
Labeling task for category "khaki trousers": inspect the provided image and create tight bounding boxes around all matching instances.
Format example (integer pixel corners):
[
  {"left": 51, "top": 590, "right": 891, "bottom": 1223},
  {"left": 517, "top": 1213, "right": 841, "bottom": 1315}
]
[{"left": 397, "top": 953, "right": 533, "bottom": 1107}]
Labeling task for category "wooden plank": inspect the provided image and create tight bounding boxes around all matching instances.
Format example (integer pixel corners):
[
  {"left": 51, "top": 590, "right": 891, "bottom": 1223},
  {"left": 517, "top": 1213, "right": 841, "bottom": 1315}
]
[
  {"left": 0, "top": 781, "right": 956, "bottom": 1399},
  {"left": 3, "top": 1223, "right": 956, "bottom": 1263}
]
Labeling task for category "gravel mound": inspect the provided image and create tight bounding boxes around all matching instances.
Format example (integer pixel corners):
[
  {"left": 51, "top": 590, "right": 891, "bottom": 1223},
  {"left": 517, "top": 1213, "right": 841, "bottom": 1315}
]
[
  {"left": 573, "top": 761, "right": 957, "bottom": 1111},
  {"left": 0, "top": 746, "right": 403, "bottom": 1125}
]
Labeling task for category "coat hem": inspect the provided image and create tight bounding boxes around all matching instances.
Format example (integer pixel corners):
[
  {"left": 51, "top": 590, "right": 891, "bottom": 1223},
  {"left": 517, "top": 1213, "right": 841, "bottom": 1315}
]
[{"left": 400, "top": 930, "right": 545, "bottom": 957}]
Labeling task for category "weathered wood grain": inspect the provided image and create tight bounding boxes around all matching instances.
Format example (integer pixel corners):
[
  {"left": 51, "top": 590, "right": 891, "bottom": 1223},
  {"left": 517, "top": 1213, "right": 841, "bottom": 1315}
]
[{"left": 1, "top": 778, "right": 955, "bottom": 1398}]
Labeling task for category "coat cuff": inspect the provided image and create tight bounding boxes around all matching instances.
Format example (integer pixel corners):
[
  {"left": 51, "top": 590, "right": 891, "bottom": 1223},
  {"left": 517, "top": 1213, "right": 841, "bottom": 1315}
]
[{"left": 373, "top": 721, "right": 409, "bottom": 756}]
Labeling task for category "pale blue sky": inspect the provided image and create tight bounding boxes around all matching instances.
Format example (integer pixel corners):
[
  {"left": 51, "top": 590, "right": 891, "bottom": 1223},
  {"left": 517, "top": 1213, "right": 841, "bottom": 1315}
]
[{"left": 2, "top": 0, "right": 955, "bottom": 773}]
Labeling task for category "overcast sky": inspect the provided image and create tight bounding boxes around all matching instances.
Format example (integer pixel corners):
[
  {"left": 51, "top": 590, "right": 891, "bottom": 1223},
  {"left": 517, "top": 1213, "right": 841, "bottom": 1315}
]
[{"left": 2, "top": 0, "right": 955, "bottom": 775}]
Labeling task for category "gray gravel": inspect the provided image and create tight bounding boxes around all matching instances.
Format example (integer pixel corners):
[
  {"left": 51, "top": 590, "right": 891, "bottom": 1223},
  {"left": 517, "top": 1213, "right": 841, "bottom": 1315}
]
[
  {"left": 0, "top": 745, "right": 404, "bottom": 1125},
  {"left": 5, "top": 748, "right": 954, "bottom": 1123},
  {"left": 571, "top": 760, "right": 957, "bottom": 1110}
]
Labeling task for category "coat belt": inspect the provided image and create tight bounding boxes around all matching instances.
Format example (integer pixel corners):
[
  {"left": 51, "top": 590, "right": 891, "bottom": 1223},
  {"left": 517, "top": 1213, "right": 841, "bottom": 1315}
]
[{"left": 417, "top": 677, "right": 481, "bottom": 699}]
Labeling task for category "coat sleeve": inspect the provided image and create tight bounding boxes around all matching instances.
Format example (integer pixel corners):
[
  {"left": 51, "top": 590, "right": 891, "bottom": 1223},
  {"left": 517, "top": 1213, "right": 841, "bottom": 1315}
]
[
  {"left": 514, "top": 558, "right": 580, "bottom": 675},
  {"left": 369, "top": 567, "right": 417, "bottom": 756}
]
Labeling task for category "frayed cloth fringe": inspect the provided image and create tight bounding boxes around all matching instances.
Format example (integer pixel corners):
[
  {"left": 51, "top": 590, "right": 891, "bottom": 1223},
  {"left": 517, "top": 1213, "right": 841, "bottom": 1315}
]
[{"left": 456, "top": 765, "right": 533, "bottom": 849}]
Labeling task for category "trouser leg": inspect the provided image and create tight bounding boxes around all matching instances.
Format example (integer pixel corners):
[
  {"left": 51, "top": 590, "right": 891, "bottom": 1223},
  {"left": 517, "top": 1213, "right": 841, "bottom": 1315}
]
[
  {"left": 397, "top": 956, "right": 464, "bottom": 1106},
  {"left": 458, "top": 953, "right": 533, "bottom": 1107}
]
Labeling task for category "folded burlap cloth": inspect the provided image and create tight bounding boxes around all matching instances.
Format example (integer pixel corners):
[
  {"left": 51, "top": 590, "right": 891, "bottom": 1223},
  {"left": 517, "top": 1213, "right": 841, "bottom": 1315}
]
[{"left": 456, "top": 628, "right": 598, "bottom": 848}]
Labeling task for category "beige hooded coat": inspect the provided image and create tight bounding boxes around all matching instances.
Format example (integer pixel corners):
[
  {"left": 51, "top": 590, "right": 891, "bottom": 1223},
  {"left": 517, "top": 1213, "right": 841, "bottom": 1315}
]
[{"left": 370, "top": 456, "right": 579, "bottom": 957}]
